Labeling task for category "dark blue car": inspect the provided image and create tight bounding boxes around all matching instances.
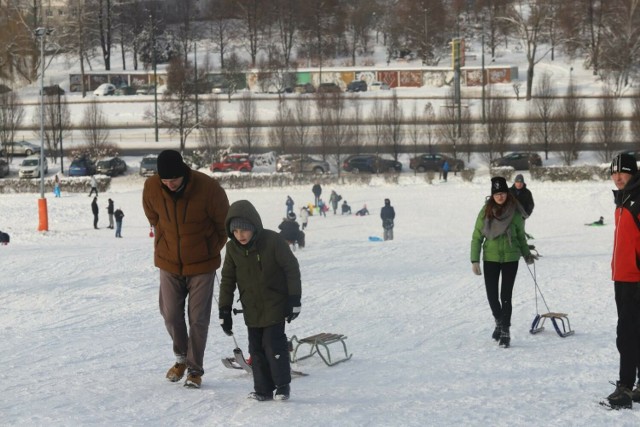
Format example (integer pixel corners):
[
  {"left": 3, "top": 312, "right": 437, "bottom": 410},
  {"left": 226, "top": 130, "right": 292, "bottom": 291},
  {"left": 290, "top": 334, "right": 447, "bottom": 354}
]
[{"left": 68, "top": 157, "right": 97, "bottom": 176}]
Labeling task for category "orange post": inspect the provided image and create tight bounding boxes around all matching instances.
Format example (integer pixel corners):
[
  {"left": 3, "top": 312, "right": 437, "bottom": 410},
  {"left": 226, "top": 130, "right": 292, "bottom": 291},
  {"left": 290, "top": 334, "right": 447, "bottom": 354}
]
[{"left": 38, "top": 198, "right": 49, "bottom": 231}]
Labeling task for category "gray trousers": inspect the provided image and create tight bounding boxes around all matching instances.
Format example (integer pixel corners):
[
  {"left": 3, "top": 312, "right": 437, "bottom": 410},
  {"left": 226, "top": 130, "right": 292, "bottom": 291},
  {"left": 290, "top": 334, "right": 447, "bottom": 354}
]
[
  {"left": 159, "top": 269, "right": 215, "bottom": 376},
  {"left": 383, "top": 227, "right": 394, "bottom": 241}
]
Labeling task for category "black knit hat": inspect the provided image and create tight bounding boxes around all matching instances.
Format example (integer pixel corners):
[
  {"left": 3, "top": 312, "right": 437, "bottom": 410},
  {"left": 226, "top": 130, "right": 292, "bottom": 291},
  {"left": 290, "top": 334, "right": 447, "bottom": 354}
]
[
  {"left": 230, "top": 217, "right": 255, "bottom": 232},
  {"left": 157, "top": 150, "right": 188, "bottom": 179},
  {"left": 610, "top": 153, "right": 638, "bottom": 175},
  {"left": 491, "top": 176, "right": 509, "bottom": 195}
]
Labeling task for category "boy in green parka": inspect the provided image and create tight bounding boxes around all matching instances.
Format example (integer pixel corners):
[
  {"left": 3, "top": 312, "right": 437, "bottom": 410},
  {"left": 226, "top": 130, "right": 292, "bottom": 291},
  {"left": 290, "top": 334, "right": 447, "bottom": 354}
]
[
  {"left": 219, "top": 200, "right": 302, "bottom": 401},
  {"left": 470, "top": 176, "right": 536, "bottom": 348}
]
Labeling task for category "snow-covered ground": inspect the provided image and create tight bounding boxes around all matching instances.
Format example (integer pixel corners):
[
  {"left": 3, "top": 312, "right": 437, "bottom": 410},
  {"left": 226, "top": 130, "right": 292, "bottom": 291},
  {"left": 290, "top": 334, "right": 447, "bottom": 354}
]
[{"left": 1, "top": 161, "right": 638, "bottom": 426}]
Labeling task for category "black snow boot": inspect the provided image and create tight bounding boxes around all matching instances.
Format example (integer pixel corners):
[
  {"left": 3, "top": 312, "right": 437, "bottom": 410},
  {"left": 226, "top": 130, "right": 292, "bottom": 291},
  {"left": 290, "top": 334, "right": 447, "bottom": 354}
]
[
  {"left": 492, "top": 318, "right": 501, "bottom": 341},
  {"left": 498, "top": 326, "right": 510, "bottom": 348},
  {"left": 607, "top": 382, "right": 632, "bottom": 409}
]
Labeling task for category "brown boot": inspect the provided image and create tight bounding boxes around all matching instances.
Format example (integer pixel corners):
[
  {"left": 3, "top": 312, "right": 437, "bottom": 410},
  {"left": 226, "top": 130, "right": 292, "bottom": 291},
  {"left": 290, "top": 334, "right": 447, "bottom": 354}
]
[
  {"left": 184, "top": 373, "right": 202, "bottom": 389},
  {"left": 166, "top": 363, "right": 187, "bottom": 382}
]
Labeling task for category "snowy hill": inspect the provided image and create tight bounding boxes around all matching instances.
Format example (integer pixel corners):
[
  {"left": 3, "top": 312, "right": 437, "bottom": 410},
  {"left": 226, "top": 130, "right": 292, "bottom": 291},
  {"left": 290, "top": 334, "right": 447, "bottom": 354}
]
[{"left": 1, "top": 167, "right": 638, "bottom": 426}]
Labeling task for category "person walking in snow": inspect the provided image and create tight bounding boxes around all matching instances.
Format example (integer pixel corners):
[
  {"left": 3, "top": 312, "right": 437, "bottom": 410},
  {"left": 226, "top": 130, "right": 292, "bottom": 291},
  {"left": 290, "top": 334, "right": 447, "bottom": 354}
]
[
  {"left": 442, "top": 160, "right": 450, "bottom": 182},
  {"left": 107, "top": 198, "right": 115, "bottom": 229},
  {"left": 142, "top": 149, "right": 229, "bottom": 389},
  {"left": 114, "top": 208, "right": 124, "bottom": 238},
  {"left": 604, "top": 153, "right": 640, "bottom": 409},
  {"left": 53, "top": 174, "right": 61, "bottom": 197},
  {"left": 219, "top": 200, "right": 302, "bottom": 401},
  {"left": 380, "top": 199, "right": 395, "bottom": 240},
  {"left": 285, "top": 196, "right": 294, "bottom": 216},
  {"left": 312, "top": 183, "right": 322, "bottom": 207},
  {"left": 299, "top": 206, "right": 309, "bottom": 230},
  {"left": 470, "top": 176, "right": 536, "bottom": 349},
  {"left": 91, "top": 196, "right": 99, "bottom": 229},
  {"left": 329, "top": 190, "right": 341, "bottom": 215},
  {"left": 509, "top": 174, "right": 535, "bottom": 218},
  {"left": 88, "top": 175, "right": 98, "bottom": 197}
]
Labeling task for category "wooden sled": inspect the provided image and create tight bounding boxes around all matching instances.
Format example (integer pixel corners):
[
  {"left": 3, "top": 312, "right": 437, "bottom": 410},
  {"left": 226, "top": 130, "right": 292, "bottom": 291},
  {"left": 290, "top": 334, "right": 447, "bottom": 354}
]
[
  {"left": 290, "top": 333, "right": 352, "bottom": 366},
  {"left": 530, "top": 312, "right": 575, "bottom": 338}
]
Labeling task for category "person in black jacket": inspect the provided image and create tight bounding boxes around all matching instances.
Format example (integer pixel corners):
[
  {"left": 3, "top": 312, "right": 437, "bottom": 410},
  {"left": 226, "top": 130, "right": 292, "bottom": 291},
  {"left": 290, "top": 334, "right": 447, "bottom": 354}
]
[
  {"left": 509, "top": 174, "right": 534, "bottom": 218},
  {"left": 380, "top": 198, "right": 395, "bottom": 241},
  {"left": 278, "top": 212, "right": 305, "bottom": 248},
  {"left": 312, "top": 183, "right": 322, "bottom": 207},
  {"left": 91, "top": 196, "right": 99, "bottom": 229}
]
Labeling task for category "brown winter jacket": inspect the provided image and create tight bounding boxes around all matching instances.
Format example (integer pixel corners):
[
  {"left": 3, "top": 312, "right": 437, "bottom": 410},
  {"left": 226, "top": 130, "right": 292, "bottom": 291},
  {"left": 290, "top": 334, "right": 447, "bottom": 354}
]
[{"left": 142, "top": 169, "right": 229, "bottom": 276}]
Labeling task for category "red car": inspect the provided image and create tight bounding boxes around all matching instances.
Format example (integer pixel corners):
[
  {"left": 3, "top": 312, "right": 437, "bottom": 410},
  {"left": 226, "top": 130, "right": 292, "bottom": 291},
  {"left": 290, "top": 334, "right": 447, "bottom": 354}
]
[{"left": 210, "top": 154, "right": 253, "bottom": 172}]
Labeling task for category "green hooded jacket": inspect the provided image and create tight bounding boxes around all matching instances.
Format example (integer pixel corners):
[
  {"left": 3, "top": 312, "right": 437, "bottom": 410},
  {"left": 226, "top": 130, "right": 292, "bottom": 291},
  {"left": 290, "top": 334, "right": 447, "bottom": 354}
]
[
  {"left": 219, "top": 200, "right": 301, "bottom": 328},
  {"left": 470, "top": 202, "right": 531, "bottom": 263}
]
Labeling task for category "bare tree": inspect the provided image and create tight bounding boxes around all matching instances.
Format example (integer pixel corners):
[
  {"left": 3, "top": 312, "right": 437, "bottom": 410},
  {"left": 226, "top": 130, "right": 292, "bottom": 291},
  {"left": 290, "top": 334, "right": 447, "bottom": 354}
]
[
  {"left": 0, "top": 3, "right": 38, "bottom": 84},
  {"left": 235, "top": 92, "right": 260, "bottom": 155},
  {"left": 31, "top": 91, "right": 71, "bottom": 165},
  {"left": 325, "top": 93, "right": 348, "bottom": 176},
  {"left": 272, "top": 0, "right": 299, "bottom": 67},
  {"left": 485, "top": 94, "right": 513, "bottom": 160},
  {"left": 0, "top": 92, "right": 25, "bottom": 158},
  {"left": 382, "top": 90, "right": 404, "bottom": 162},
  {"left": 344, "top": 0, "right": 377, "bottom": 66},
  {"left": 347, "top": 97, "right": 364, "bottom": 155},
  {"left": 81, "top": 101, "right": 112, "bottom": 156},
  {"left": 199, "top": 95, "right": 224, "bottom": 162},
  {"left": 97, "top": 0, "right": 114, "bottom": 70},
  {"left": 595, "top": 87, "right": 624, "bottom": 162},
  {"left": 268, "top": 100, "right": 294, "bottom": 154},
  {"left": 554, "top": 81, "right": 586, "bottom": 165},
  {"left": 236, "top": 0, "right": 266, "bottom": 68},
  {"left": 437, "top": 89, "right": 459, "bottom": 156},
  {"left": 532, "top": 72, "right": 557, "bottom": 159},
  {"left": 155, "top": 57, "right": 198, "bottom": 153},
  {"left": 501, "top": 0, "right": 554, "bottom": 100},
  {"left": 61, "top": 0, "right": 96, "bottom": 97},
  {"left": 371, "top": 97, "right": 385, "bottom": 155},
  {"left": 292, "top": 98, "right": 312, "bottom": 157},
  {"left": 631, "top": 88, "right": 640, "bottom": 150},
  {"left": 407, "top": 101, "right": 421, "bottom": 175},
  {"left": 207, "top": 0, "right": 236, "bottom": 70}
]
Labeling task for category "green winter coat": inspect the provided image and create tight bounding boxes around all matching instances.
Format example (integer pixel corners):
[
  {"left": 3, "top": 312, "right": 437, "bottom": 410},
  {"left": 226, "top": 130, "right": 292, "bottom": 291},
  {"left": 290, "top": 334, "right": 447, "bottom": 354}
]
[
  {"left": 470, "top": 203, "right": 531, "bottom": 263},
  {"left": 219, "top": 200, "right": 302, "bottom": 328}
]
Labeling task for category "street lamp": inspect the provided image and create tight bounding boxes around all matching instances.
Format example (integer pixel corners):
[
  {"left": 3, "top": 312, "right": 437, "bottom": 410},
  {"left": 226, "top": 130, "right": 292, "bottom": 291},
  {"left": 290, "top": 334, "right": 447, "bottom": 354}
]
[{"left": 35, "top": 27, "right": 52, "bottom": 232}]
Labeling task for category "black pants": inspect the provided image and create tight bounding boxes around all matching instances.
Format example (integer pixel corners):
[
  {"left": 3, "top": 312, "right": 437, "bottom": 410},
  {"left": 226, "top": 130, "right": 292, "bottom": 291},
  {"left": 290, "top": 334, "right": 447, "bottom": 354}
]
[
  {"left": 93, "top": 213, "right": 99, "bottom": 229},
  {"left": 614, "top": 282, "right": 640, "bottom": 389},
  {"left": 483, "top": 261, "right": 519, "bottom": 327},
  {"left": 248, "top": 322, "right": 291, "bottom": 394}
]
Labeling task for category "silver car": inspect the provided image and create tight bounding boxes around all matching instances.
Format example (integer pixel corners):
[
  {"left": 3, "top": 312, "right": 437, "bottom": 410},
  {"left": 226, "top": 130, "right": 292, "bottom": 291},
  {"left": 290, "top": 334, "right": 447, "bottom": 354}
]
[
  {"left": 281, "top": 156, "right": 330, "bottom": 174},
  {"left": 19, "top": 155, "right": 48, "bottom": 178}
]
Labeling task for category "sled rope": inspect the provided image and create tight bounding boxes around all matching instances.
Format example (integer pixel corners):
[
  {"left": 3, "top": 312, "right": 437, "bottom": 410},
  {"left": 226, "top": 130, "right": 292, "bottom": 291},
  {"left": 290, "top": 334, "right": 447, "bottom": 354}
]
[{"left": 526, "top": 263, "right": 551, "bottom": 315}]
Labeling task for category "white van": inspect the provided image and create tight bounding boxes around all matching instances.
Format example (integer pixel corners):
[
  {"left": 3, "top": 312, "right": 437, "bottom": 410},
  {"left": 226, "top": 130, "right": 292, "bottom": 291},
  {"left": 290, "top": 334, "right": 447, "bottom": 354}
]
[{"left": 19, "top": 155, "right": 48, "bottom": 179}]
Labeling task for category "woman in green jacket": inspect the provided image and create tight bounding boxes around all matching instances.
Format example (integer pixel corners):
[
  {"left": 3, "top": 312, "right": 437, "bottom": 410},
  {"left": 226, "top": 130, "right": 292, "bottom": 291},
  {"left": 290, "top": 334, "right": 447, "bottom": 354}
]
[{"left": 470, "top": 176, "right": 536, "bottom": 348}]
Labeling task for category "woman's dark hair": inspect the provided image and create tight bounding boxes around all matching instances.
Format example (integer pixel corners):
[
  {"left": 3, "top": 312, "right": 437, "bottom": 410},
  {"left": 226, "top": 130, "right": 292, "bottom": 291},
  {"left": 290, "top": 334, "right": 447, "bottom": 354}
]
[{"left": 484, "top": 192, "right": 516, "bottom": 219}]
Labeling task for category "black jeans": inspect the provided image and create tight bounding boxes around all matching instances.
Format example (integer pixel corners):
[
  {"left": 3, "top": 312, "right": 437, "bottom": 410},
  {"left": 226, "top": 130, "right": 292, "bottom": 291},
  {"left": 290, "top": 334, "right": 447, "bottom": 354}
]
[
  {"left": 248, "top": 322, "right": 291, "bottom": 394},
  {"left": 483, "top": 261, "right": 519, "bottom": 327},
  {"left": 614, "top": 282, "right": 640, "bottom": 389}
]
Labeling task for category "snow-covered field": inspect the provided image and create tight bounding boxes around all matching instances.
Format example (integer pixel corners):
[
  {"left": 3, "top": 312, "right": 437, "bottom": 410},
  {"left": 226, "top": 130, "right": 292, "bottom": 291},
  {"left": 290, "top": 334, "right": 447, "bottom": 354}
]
[{"left": 1, "top": 162, "right": 638, "bottom": 426}]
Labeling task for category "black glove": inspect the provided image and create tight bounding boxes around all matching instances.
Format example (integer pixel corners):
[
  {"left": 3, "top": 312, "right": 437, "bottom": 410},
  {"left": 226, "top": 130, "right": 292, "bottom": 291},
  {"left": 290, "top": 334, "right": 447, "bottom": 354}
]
[
  {"left": 219, "top": 306, "right": 233, "bottom": 336},
  {"left": 524, "top": 253, "right": 538, "bottom": 265},
  {"left": 286, "top": 295, "right": 301, "bottom": 323}
]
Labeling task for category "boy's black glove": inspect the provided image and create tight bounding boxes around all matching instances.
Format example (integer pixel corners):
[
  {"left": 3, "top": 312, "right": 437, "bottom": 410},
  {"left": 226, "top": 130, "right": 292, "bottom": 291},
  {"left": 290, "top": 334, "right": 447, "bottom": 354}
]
[
  {"left": 219, "top": 306, "right": 233, "bottom": 336},
  {"left": 286, "top": 295, "right": 301, "bottom": 323}
]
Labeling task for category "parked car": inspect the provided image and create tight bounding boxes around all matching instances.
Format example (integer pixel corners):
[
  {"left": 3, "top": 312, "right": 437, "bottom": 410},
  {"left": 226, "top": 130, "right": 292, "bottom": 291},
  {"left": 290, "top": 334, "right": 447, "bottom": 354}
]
[
  {"left": 342, "top": 155, "right": 402, "bottom": 174},
  {"left": 280, "top": 155, "right": 330, "bottom": 174},
  {"left": 115, "top": 85, "right": 136, "bottom": 96},
  {"left": 491, "top": 152, "right": 543, "bottom": 170},
  {"left": 0, "top": 158, "right": 9, "bottom": 178},
  {"left": 96, "top": 156, "right": 128, "bottom": 176},
  {"left": 68, "top": 156, "right": 97, "bottom": 177},
  {"left": 317, "top": 82, "right": 341, "bottom": 93},
  {"left": 275, "top": 154, "right": 294, "bottom": 172},
  {"left": 40, "top": 85, "right": 65, "bottom": 96},
  {"left": 210, "top": 154, "right": 253, "bottom": 172},
  {"left": 139, "top": 154, "right": 158, "bottom": 177},
  {"left": 136, "top": 85, "right": 156, "bottom": 95},
  {"left": 369, "top": 81, "right": 390, "bottom": 91},
  {"left": 293, "top": 83, "right": 316, "bottom": 94},
  {"left": 212, "top": 84, "right": 230, "bottom": 94},
  {"left": 19, "top": 155, "right": 48, "bottom": 178},
  {"left": 347, "top": 80, "right": 368, "bottom": 92},
  {"left": 409, "top": 153, "right": 464, "bottom": 172},
  {"left": 1, "top": 140, "right": 41, "bottom": 156},
  {"left": 93, "top": 83, "right": 116, "bottom": 96}
]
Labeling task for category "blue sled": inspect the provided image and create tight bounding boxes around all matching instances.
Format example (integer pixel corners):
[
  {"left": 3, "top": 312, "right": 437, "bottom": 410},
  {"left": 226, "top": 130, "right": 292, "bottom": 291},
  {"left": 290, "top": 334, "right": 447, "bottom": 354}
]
[{"left": 368, "top": 236, "right": 383, "bottom": 242}]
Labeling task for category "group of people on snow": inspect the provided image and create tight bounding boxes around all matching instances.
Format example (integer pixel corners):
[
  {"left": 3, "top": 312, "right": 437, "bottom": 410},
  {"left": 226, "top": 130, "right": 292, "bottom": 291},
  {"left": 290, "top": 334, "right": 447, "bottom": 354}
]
[{"left": 90, "top": 196, "right": 124, "bottom": 237}]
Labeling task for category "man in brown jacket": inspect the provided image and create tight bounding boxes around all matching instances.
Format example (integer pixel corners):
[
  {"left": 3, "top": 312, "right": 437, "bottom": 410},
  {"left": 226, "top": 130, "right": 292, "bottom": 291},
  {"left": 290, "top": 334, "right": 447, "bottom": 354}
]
[{"left": 142, "top": 149, "right": 229, "bottom": 389}]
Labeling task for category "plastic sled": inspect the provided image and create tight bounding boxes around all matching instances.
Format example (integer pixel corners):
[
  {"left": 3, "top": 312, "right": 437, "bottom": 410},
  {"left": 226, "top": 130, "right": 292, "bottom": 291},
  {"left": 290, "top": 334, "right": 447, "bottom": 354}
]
[{"left": 368, "top": 236, "right": 383, "bottom": 242}]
